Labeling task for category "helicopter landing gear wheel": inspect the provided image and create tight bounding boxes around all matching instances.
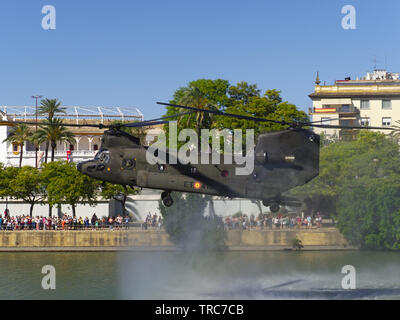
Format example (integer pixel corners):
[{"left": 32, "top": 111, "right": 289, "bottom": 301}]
[
  {"left": 269, "top": 202, "right": 280, "bottom": 213},
  {"left": 161, "top": 191, "right": 173, "bottom": 207}
]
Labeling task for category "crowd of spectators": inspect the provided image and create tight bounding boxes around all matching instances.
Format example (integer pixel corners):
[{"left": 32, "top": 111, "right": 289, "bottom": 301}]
[
  {"left": 0, "top": 208, "right": 325, "bottom": 232},
  {"left": 141, "top": 212, "right": 163, "bottom": 230},
  {"left": 223, "top": 212, "right": 324, "bottom": 230},
  {"left": 0, "top": 209, "right": 133, "bottom": 231}
]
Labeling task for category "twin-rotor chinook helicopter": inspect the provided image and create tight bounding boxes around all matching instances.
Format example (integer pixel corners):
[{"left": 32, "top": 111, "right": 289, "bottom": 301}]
[{"left": 5, "top": 102, "right": 398, "bottom": 213}]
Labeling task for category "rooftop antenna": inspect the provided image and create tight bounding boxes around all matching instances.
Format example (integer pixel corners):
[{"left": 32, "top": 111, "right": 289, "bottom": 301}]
[
  {"left": 372, "top": 55, "right": 380, "bottom": 70},
  {"left": 385, "top": 54, "right": 387, "bottom": 70}
]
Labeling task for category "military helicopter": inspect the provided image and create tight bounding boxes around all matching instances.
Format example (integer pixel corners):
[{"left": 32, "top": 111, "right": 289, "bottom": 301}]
[{"left": 4, "top": 102, "right": 398, "bottom": 213}]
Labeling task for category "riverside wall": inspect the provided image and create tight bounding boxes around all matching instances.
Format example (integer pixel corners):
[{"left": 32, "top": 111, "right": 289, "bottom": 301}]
[{"left": 0, "top": 228, "right": 353, "bottom": 251}]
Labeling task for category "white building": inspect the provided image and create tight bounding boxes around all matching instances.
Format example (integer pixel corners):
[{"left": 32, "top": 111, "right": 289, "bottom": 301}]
[
  {"left": 0, "top": 105, "right": 143, "bottom": 167},
  {"left": 309, "top": 69, "right": 400, "bottom": 139}
]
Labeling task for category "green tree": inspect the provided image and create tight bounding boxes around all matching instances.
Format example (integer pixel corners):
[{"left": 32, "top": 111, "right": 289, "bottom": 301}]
[
  {"left": 3, "top": 124, "right": 31, "bottom": 167},
  {"left": 290, "top": 131, "right": 400, "bottom": 250},
  {"left": 163, "top": 79, "right": 230, "bottom": 144},
  {"left": 42, "top": 161, "right": 98, "bottom": 217},
  {"left": 336, "top": 176, "right": 400, "bottom": 249},
  {"left": 4, "top": 166, "right": 46, "bottom": 217},
  {"left": 162, "top": 80, "right": 307, "bottom": 150},
  {"left": 215, "top": 85, "right": 308, "bottom": 137},
  {"left": 158, "top": 192, "right": 226, "bottom": 251},
  {"left": 39, "top": 98, "right": 67, "bottom": 119},
  {"left": 291, "top": 131, "right": 400, "bottom": 215}
]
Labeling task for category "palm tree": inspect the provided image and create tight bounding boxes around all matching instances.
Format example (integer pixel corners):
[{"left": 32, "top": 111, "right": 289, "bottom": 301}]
[
  {"left": 177, "top": 85, "right": 214, "bottom": 136},
  {"left": 38, "top": 98, "right": 67, "bottom": 162},
  {"left": 36, "top": 118, "right": 75, "bottom": 162},
  {"left": 30, "top": 130, "right": 49, "bottom": 165},
  {"left": 38, "top": 98, "right": 67, "bottom": 119},
  {"left": 3, "top": 124, "right": 31, "bottom": 167}
]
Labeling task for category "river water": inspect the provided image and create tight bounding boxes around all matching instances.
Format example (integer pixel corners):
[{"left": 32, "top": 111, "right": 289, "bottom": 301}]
[{"left": 1, "top": 250, "right": 400, "bottom": 299}]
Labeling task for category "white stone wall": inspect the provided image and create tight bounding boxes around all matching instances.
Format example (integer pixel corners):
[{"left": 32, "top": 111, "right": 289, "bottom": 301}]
[
  {"left": 0, "top": 125, "right": 8, "bottom": 165},
  {"left": 0, "top": 195, "right": 265, "bottom": 220}
]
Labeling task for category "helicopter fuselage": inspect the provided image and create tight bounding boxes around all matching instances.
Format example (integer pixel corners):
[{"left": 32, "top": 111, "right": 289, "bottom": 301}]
[{"left": 77, "top": 128, "right": 320, "bottom": 209}]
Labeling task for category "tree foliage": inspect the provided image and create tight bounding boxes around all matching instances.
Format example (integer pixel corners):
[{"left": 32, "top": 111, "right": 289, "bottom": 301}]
[
  {"left": 3, "top": 166, "right": 47, "bottom": 217},
  {"left": 291, "top": 131, "right": 400, "bottom": 249},
  {"left": 34, "top": 118, "right": 75, "bottom": 162},
  {"left": 41, "top": 161, "right": 99, "bottom": 217},
  {"left": 336, "top": 176, "right": 400, "bottom": 249},
  {"left": 162, "top": 79, "right": 308, "bottom": 151},
  {"left": 215, "top": 83, "right": 308, "bottom": 136},
  {"left": 37, "top": 98, "right": 68, "bottom": 163}
]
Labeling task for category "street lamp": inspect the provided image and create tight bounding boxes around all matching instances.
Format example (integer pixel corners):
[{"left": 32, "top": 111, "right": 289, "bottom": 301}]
[{"left": 31, "top": 95, "right": 43, "bottom": 168}]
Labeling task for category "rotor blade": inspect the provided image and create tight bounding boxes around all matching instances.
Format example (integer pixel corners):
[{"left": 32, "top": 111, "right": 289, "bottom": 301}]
[
  {"left": 305, "top": 118, "right": 340, "bottom": 124},
  {"left": 309, "top": 123, "right": 398, "bottom": 131},
  {"left": 122, "top": 120, "right": 169, "bottom": 128},
  {"left": 157, "top": 102, "right": 289, "bottom": 126},
  {"left": 0, "top": 120, "right": 107, "bottom": 128}
]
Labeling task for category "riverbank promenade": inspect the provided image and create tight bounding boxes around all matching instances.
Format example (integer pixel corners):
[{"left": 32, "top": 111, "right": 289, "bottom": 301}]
[{"left": 0, "top": 228, "right": 354, "bottom": 251}]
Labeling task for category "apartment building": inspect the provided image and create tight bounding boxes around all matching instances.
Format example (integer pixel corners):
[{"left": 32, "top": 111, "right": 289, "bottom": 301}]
[{"left": 309, "top": 69, "right": 400, "bottom": 139}]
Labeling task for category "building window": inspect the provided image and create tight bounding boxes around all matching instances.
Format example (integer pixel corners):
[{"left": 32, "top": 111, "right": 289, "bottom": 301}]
[
  {"left": 93, "top": 144, "right": 98, "bottom": 151},
  {"left": 382, "top": 100, "right": 392, "bottom": 110},
  {"left": 69, "top": 144, "right": 75, "bottom": 151},
  {"left": 12, "top": 144, "right": 18, "bottom": 152},
  {"left": 360, "top": 117, "right": 370, "bottom": 127},
  {"left": 341, "top": 105, "right": 350, "bottom": 112},
  {"left": 360, "top": 100, "right": 370, "bottom": 110},
  {"left": 382, "top": 117, "right": 392, "bottom": 126},
  {"left": 339, "top": 119, "right": 353, "bottom": 127}
]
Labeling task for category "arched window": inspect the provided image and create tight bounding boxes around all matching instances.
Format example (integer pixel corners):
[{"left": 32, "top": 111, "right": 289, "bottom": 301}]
[{"left": 93, "top": 144, "right": 98, "bottom": 151}]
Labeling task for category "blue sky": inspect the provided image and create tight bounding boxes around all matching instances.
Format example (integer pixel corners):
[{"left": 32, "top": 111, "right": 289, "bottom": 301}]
[{"left": 0, "top": 0, "right": 399, "bottom": 119}]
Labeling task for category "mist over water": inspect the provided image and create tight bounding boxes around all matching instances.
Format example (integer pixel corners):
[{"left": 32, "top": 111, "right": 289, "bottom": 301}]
[
  {"left": 117, "top": 251, "right": 400, "bottom": 300},
  {"left": 1, "top": 251, "right": 400, "bottom": 299}
]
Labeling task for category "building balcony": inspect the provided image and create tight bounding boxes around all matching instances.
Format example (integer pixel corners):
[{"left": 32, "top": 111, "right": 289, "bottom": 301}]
[{"left": 310, "top": 106, "right": 359, "bottom": 115}]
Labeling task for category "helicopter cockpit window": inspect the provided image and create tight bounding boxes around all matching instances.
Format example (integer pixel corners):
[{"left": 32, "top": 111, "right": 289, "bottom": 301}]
[{"left": 96, "top": 150, "right": 110, "bottom": 164}]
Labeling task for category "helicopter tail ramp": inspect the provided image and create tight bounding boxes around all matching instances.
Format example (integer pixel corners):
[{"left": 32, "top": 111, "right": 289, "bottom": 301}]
[{"left": 254, "top": 129, "right": 320, "bottom": 194}]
